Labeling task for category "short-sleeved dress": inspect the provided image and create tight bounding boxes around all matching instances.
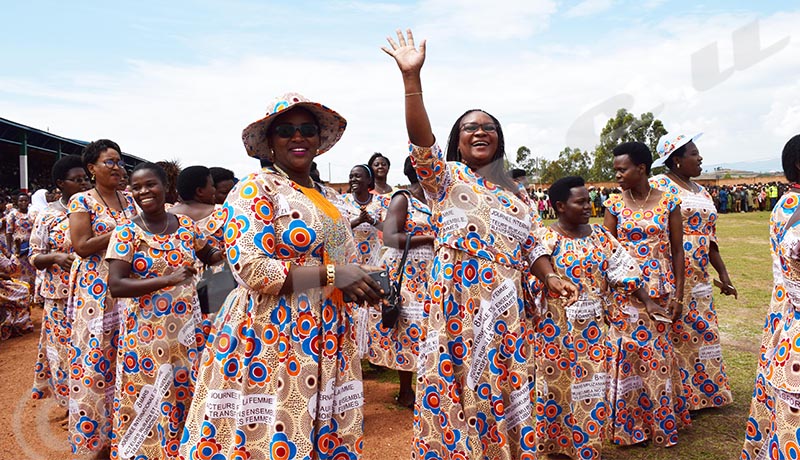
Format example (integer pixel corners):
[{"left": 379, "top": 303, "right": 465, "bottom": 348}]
[
  {"left": 67, "top": 191, "right": 137, "bottom": 454},
  {"left": 193, "top": 206, "right": 227, "bottom": 339},
  {"left": 604, "top": 191, "right": 692, "bottom": 446},
  {"left": 532, "top": 224, "right": 642, "bottom": 459},
  {"left": 106, "top": 215, "right": 207, "bottom": 460},
  {"left": 30, "top": 201, "right": 73, "bottom": 406},
  {"left": 651, "top": 175, "right": 733, "bottom": 410},
  {"left": 761, "top": 220, "right": 800, "bottom": 459},
  {"left": 338, "top": 193, "right": 388, "bottom": 356},
  {"left": 367, "top": 190, "right": 434, "bottom": 371},
  {"left": 0, "top": 253, "right": 33, "bottom": 340},
  {"left": 741, "top": 190, "right": 800, "bottom": 459},
  {"left": 338, "top": 193, "right": 387, "bottom": 265},
  {"left": 6, "top": 208, "right": 35, "bottom": 285},
  {"left": 410, "top": 142, "right": 542, "bottom": 460},
  {"left": 179, "top": 169, "right": 364, "bottom": 460}
]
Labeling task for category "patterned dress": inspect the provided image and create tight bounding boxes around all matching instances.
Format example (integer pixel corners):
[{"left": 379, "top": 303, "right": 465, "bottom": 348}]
[
  {"left": 651, "top": 175, "right": 733, "bottom": 410},
  {"left": 106, "top": 216, "right": 207, "bottom": 460},
  {"left": 179, "top": 169, "right": 364, "bottom": 460},
  {"left": 762, "top": 220, "right": 800, "bottom": 459},
  {"left": 0, "top": 253, "right": 33, "bottom": 340},
  {"left": 193, "top": 206, "right": 227, "bottom": 339},
  {"left": 604, "top": 192, "right": 692, "bottom": 446},
  {"left": 30, "top": 201, "right": 73, "bottom": 406},
  {"left": 338, "top": 193, "right": 387, "bottom": 265},
  {"left": 6, "top": 208, "right": 35, "bottom": 285},
  {"left": 410, "top": 142, "right": 542, "bottom": 460},
  {"left": 338, "top": 193, "right": 387, "bottom": 357},
  {"left": 532, "top": 224, "right": 642, "bottom": 459},
  {"left": 67, "top": 191, "right": 137, "bottom": 454},
  {"left": 368, "top": 190, "right": 434, "bottom": 371},
  {"left": 741, "top": 190, "right": 800, "bottom": 459}
]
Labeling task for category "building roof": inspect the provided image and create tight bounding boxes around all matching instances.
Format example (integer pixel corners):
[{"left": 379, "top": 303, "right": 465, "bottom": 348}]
[{"left": 0, "top": 116, "right": 147, "bottom": 164}]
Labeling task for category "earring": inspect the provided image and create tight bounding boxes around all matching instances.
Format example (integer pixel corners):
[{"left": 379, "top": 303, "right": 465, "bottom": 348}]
[
  {"left": 676, "top": 163, "right": 681, "bottom": 168},
  {"left": 91, "top": 173, "right": 96, "bottom": 181}
]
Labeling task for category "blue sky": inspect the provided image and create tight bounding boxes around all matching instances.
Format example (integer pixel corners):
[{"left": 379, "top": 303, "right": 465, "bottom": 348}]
[{"left": 1, "top": 1, "right": 798, "bottom": 183}]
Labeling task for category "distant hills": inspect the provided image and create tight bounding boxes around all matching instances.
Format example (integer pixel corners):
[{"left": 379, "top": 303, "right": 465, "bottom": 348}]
[{"left": 702, "top": 158, "right": 781, "bottom": 174}]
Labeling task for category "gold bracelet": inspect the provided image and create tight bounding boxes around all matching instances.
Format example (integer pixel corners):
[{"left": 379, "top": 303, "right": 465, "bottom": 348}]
[
  {"left": 326, "top": 264, "right": 336, "bottom": 286},
  {"left": 545, "top": 273, "right": 562, "bottom": 281},
  {"left": 405, "top": 91, "right": 423, "bottom": 97}
]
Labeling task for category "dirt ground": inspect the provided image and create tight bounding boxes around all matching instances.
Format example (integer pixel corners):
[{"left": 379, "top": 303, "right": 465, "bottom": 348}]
[{"left": 0, "top": 306, "right": 413, "bottom": 460}]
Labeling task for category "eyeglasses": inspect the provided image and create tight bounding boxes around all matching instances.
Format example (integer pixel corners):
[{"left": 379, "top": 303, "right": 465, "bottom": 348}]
[
  {"left": 273, "top": 123, "right": 320, "bottom": 139},
  {"left": 460, "top": 123, "right": 497, "bottom": 133},
  {"left": 99, "top": 159, "right": 126, "bottom": 169},
  {"left": 64, "top": 176, "right": 91, "bottom": 184}
]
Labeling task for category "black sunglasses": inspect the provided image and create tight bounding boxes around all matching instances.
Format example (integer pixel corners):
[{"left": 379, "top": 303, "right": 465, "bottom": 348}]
[{"left": 273, "top": 123, "right": 320, "bottom": 139}]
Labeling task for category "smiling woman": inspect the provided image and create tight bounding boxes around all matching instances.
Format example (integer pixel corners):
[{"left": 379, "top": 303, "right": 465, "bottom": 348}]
[
  {"left": 104, "top": 162, "right": 222, "bottom": 460},
  {"left": 382, "top": 28, "right": 578, "bottom": 459},
  {"left": 180, "top": 92, "right": 385, "bottom": 459},
  {"left": 67, "top": 139, "right": 138, "bottom": 458}
]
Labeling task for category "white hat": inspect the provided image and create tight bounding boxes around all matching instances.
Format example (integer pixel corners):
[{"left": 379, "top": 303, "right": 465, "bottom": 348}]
[{"left": 653, "top": 132, "right": 703, "bottom": 167}]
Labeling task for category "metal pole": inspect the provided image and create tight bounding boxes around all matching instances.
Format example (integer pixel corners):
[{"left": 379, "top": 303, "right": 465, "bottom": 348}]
[{"left": 20, "top": 132, "right": 28, "bottom": 193}]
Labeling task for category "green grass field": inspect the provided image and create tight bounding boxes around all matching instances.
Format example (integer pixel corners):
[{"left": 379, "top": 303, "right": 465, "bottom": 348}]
[{"left": 369, "top": 211, "right": 772, "bottom": 459}]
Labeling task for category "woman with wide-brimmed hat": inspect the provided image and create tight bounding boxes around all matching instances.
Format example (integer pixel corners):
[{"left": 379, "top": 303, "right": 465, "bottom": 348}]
[
  {"left": 651, "top": 132, "right": 737, "bottom": 413},
  {"left": 179, "top": 92, "right": 384, "bottom": 459}
]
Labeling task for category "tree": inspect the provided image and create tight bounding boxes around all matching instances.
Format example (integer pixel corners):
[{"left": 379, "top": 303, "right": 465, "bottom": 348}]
[
  {"left": 589, "top": 109, "right": 667, "bottom": 181},
  {"left": 539, "top": 147, "right": 591, "bottom": 184},
  {"left": 515, "top": 145, "right": 546, "bottom": 183}
]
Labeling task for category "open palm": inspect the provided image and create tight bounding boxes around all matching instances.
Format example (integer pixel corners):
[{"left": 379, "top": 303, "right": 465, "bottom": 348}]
[{"left": 382, "top": 29, "right": 426, "bottom": 74}]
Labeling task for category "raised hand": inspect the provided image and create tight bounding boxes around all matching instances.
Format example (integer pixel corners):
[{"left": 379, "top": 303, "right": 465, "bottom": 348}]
[{"left": 381, "top": 28, "right": 426, "bottom": 75}]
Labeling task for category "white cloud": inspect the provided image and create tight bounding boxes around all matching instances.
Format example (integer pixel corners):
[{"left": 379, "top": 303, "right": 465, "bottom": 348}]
[
  {"left": 1, "top": 7, "right": 797, "bottom": 186},
  {"left": 418, "top": 0, "right": 558, "bottom": 40},
  {"left": 564, "top": 0, "right": 615, "bottom": 18}
]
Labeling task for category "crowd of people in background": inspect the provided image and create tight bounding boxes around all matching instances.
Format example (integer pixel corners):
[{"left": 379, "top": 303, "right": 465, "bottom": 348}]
[{"left": 1, "top": 27, "right": 798, "bottom": 460}]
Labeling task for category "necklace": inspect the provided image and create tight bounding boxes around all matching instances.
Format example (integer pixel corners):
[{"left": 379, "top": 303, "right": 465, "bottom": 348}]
[
  {"left": 554, "top": 222, "right": 587, "bottom": 239},
  {"left": 272, "top": 164, "right": 314, "bottom": 188},
  {"left": 669, "top": 172, "right": 698, "bottom": 193},
  {"left": 140, "top": 214, "right": 170, "bottom": 234},
  {"left": 353, "top": 193, "right": 372, "bottom": 206},
  {"left": 57, "top": 197, "right": 69, "bottom": 211},
  {"left": 626, "top": 187, "right": 652, "bottom": 211},
  {"left": 94, "top": 188, "right": 128, "bottom": 219}
]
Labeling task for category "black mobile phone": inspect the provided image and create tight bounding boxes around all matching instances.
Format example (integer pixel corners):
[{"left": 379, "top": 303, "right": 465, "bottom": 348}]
[{"left": 343, "top": 270, "right": 390, "bottom": 302}]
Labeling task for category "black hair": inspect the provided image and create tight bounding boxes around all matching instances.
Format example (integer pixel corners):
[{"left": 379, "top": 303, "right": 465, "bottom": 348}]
[
  {"left": 445, "top": 109, "right": 517, "bottom": 192},
  {"left": 664, "top": 144, "right": 688, "bottom": 170},
  {"left": 613, "top": 141, "right": 653, "bottom": 174},
  {"left": 403, "top": 156, "right": 419, "bottom": 184},
  {"left": 548, "top": 176, "right": 585, "bottom": 211},
  {"left": 510, "top": 168, "right": 527, "bottom": 179},
  {"left": 51, "top": 155, "right": 85, "bottom": 184},
  {"left": 310, "top": 161, "right": 322, "bottom": 183},
  {"left": 782, "top": 134, "right": 800, "bottom": 183},
  {"left": 368, "top": 152, "right": 391, "bottom": 169},
  {"left": 209, "top": 167, "right": 236, "bottom": 185},
  {"left": 352, "top": 164, "right": 375, "bottom": 190},
  {"left": 81, "top": 139, "right": 121, "bottom": 168},
  {"left": 132, "top": 162, "right": 168, "bottom": 186},
  {"left": 177, "top": 165, "right": 212, "bottom": 201}
]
